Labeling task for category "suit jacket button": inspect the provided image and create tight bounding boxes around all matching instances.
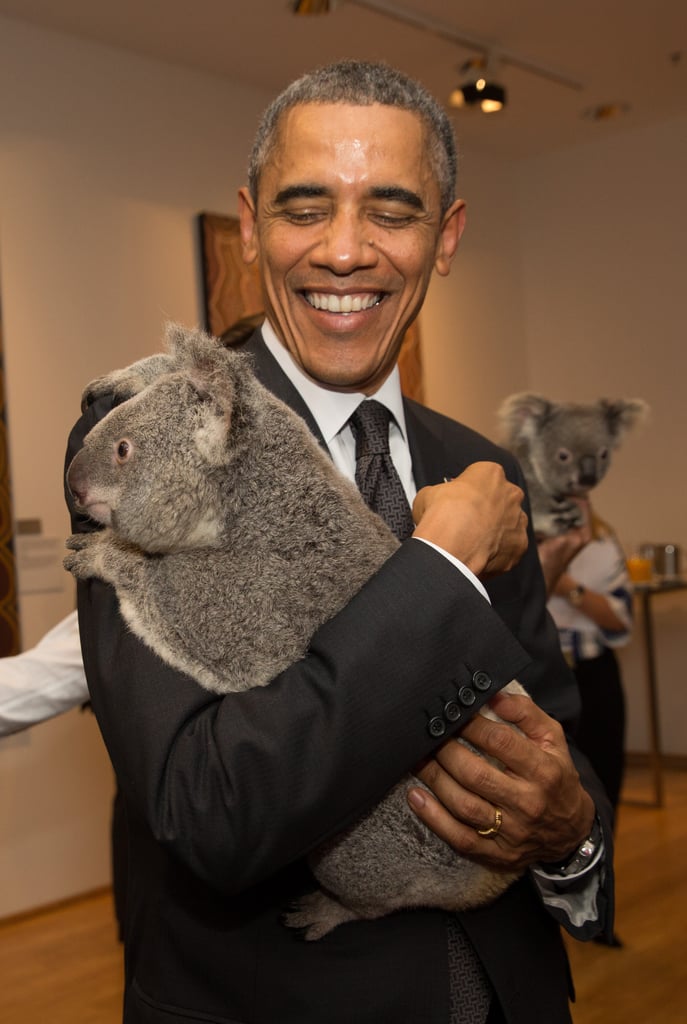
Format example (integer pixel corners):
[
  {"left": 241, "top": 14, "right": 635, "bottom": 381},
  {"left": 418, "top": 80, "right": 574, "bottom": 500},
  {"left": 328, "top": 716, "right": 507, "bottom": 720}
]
[
  {"left": 444, "top": 700, "right": 461, "bottom": 723},
  {"left": 458, "top": 686, "right": 476, "bottom": 707},
  {"left": 428, "top": 716, "right": 447, "bottom": 738},
  {"left": 472, "top": 671, "right": 492, "bottom": 692}
]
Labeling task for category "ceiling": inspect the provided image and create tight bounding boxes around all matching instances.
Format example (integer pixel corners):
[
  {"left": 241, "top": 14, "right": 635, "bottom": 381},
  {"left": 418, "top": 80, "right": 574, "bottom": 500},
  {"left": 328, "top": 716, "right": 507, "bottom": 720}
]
[{"left": 1, "top": 0, "right": 686, "bottom": 159}]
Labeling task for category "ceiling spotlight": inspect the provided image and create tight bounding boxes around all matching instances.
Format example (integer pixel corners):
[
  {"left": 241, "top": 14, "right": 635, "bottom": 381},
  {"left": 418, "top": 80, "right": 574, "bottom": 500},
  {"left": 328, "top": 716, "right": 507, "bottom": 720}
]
[{"left": 450, "top": 58, "right": 507, "bottom": 113}]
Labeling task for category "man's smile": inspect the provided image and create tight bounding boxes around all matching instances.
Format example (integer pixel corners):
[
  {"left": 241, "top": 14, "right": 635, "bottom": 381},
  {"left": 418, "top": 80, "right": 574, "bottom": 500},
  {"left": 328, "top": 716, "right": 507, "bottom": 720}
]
[{"left": 304, "top": 291, "right": 383, "bottom": 313}]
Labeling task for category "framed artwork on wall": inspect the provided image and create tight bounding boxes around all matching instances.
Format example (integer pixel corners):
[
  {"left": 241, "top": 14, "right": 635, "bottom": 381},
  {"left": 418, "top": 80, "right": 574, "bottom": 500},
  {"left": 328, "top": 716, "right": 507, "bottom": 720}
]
[
  {"left": 198, "top": 211, "right": 424, "bottom": 402},
  {"left": 0, "top": 309, "right": 20, "bottom": 655}
]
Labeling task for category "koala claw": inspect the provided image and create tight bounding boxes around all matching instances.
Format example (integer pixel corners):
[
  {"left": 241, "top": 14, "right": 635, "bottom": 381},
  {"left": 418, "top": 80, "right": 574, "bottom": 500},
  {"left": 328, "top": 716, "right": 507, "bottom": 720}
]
[
  {"left": 283, "top": 891, "right": 360, "bottom": 941},
  {"left": 81, "top": 354, "right": 178, "bottom": 411},
  {"left": 63, "top": 533, "right": 99, "bottom": 578},
  {"left": 65, "top": 533, "right": 90, "bottom": 551},
  {"left": 553, "top": 506, "right": 583, "bottom": 532},
  {"left": 82, "top": 370, "right": 138, "bottom": 411}
]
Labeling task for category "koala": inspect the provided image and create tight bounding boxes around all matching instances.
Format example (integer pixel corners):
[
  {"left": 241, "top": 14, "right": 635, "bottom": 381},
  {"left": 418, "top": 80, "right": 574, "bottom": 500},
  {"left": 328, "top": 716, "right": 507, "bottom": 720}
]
[
  {"left": 498, "top": 392, "right": 648, "bottom": 537},
  {"left": 65, "top": 323, "right": 524, "bottom": 940}
]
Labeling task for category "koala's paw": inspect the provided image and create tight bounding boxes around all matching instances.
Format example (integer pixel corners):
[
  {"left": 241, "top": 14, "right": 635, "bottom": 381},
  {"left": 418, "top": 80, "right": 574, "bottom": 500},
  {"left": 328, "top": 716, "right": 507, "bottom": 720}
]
[
  {"left": 64, "top": 532, "right": 102, "bottom": 579},
  {"left": 552, "top": 500, "right": 583, "bottom": 533},
  {"left": 535, "top": 500, "right": 583, "bottom": 537},
  {"left": 81, "top": 354, "right": 177, "bottom": 411},
  {"left": 282, "top": 891, "right": 360, "bottom": 941}
]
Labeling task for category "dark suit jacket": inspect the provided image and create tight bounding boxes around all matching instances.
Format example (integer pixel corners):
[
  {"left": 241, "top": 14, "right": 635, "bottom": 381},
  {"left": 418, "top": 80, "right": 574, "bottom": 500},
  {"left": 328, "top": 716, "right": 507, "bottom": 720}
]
[{"left": 67, "top": 330, "right": 614, "bottom": 1024}]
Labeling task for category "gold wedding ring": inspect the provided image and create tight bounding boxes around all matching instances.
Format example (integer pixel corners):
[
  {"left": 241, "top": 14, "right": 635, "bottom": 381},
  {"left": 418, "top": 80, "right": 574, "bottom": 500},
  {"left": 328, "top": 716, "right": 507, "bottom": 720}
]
[{"left": 476, "top": 806, "right": 503, "bottom": 838}]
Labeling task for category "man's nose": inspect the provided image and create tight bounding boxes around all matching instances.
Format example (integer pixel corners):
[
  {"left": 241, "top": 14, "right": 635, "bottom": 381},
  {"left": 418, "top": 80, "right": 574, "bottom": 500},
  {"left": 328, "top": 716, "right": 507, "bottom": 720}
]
[{"left": 312, "top": 210, "right": 379, "bottom": 273}]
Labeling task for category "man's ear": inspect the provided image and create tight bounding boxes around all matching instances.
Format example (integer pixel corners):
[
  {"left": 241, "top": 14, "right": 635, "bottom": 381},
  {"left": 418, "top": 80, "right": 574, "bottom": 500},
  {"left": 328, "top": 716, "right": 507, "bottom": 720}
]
[
  {"left": 238, "top": 187, "right": 259, "bottom": 266},
  {"left": 434, "top": 199, "right": 466, "bottom": 277}
]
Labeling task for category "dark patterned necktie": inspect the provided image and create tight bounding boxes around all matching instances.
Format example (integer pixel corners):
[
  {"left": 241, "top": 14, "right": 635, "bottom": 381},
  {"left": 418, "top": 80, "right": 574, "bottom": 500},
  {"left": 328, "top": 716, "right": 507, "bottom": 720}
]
[
  {"left": 350, "top": 399, "right": 492, "bottom": 1023},
  {"left": 349, "top": 400, "right": 415, "bottom": 542}
]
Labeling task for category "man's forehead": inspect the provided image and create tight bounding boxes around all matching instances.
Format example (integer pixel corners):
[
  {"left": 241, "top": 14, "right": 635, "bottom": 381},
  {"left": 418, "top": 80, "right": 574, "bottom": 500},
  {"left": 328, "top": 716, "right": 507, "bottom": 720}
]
[{"left": 265, "top": 103, "right": 435, "bottom": 190}]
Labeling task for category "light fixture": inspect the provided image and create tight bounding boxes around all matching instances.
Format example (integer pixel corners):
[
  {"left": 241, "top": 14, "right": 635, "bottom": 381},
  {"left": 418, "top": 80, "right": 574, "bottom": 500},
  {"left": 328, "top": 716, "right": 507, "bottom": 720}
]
[
  {"left": 449, "top": 58, "right": 506, "bottom": 113},
  {"left": 292, "top": 0, "right": 583, "bottom": 108}
]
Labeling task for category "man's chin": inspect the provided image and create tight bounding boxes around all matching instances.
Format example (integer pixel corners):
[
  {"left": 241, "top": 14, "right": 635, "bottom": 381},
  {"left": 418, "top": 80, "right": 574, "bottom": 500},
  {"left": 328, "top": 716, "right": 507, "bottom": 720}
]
[{"left": 301, "top": 357, "right": 391, "bottom": 394}]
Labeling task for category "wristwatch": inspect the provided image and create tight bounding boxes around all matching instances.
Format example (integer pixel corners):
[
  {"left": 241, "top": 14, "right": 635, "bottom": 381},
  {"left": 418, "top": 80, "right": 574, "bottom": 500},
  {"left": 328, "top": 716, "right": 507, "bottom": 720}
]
[
  {"left": 567, "top": 583, "right": 586, "bottom": 607},
  {"left": 541, "top": 817, "right": 602, "bottom": 877}
]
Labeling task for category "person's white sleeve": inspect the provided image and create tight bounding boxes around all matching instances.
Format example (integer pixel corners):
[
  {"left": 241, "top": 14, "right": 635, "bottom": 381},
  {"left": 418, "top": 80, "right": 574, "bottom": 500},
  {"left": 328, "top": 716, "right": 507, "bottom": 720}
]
[{"left": 0, "top": 611, "right": 88, "bottom": 736}]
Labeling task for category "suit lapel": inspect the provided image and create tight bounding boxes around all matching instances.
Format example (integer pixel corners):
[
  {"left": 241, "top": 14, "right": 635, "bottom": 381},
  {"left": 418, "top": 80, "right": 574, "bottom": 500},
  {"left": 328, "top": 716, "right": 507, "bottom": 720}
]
[
  {"left": 236, "top": 330, "right": 329, "bottom": 451},
  {"left": 236, "top": 332, "right": 459, "bottom": 487}
]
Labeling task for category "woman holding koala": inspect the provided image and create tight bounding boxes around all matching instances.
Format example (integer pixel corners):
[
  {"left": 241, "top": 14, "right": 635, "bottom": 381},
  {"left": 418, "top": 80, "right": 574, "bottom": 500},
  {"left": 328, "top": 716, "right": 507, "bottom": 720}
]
[{"left": 546, "top": 504, "right": 633, "bottom": 823}]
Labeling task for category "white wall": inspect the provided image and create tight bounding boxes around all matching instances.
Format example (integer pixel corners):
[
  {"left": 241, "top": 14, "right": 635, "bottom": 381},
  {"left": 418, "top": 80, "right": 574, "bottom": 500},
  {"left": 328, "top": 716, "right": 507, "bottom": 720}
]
[
  {"left": 421, "top": 148, "right": 530, "bottom": 437},
  {"left": 513, "top": 117, "right": 687, "bottom": 757},
  {"left": 0, "top": 16, "right": 270, "bottom": 917}
]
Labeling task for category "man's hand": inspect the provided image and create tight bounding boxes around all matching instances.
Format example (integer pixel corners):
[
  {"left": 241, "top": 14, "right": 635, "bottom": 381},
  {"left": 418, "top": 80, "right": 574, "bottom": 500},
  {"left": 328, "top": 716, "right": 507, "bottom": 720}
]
[
  {"left": 412, "top": 462, "right": 528, "bottom": 578},
  {"left": 407, "top": 690, "right": 596, "bottom": 871},
  {"left": 537, "top": 500, "right": 592, "bottom": 596}
]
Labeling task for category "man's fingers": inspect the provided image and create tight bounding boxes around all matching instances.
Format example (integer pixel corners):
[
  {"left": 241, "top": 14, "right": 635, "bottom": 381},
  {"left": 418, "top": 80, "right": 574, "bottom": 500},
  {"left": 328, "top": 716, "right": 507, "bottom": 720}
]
[
  {"left": 415, "top": 749, "right": 507, "bottom": 830},
  {"left": 412, "top": 462, "right": 527, "bottom": 577},
  {"left": 406, "top": 780, "right": 523, "bottom": 868},
  {"left": 410, "top": 692, "right": 596, "bottom": 869}
]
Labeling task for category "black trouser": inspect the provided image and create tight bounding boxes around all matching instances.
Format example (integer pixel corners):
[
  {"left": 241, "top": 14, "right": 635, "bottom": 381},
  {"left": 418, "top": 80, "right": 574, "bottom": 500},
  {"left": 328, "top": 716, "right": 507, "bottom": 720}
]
[{"left": 573, "top": 647, "right": 626, "bottom": 817}]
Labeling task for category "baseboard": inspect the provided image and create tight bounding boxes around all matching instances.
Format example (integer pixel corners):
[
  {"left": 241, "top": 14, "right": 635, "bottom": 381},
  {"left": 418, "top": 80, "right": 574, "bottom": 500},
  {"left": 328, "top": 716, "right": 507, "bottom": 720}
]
[
  {"left": 0, "top": 885, "right": 113, "bottom": 928},
  {"left": 626, "top": 751, "right": 687, "bottom": 772}
]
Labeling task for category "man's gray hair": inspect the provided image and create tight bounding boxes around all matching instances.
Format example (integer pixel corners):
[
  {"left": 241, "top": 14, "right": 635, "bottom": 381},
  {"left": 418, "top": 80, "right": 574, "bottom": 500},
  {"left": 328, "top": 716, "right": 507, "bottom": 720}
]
[{"left": 248, "top": 60, "right": 457, "bottom": 215}]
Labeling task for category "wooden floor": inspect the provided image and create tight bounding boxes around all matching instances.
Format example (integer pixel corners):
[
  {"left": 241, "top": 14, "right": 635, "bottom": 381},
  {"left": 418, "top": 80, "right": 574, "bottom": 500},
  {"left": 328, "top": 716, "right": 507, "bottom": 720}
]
[
  {"left": 566, "top": 766, "right": 687, "bottom": 1023},
  {"left": 1, "top": 767, "right": 686, "bottom": 1023}
]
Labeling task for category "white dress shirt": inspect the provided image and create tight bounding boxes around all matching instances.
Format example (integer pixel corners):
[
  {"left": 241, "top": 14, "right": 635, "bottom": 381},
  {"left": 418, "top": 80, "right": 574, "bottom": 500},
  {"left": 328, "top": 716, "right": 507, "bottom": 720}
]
[{"left": 260, "top": 321, "right": 489, "bottom": 599}]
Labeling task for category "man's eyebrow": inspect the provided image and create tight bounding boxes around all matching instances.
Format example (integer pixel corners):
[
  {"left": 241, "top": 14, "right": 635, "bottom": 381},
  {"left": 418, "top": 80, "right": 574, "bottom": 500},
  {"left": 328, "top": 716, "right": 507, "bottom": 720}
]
[
  {"left": 368, "top": 186, "right": 425, "bottom": 210},
  {"left": 272, "top": 184, "right": 426, "bottom": 210},
  {"left": 273, "top": 184, "right": 330, "bottom": 205}
]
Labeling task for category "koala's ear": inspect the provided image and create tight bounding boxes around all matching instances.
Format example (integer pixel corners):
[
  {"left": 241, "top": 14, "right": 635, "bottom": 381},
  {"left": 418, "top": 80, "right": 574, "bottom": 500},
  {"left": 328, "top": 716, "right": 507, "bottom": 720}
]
[
  {"left": 498, "top": 392, "right": 556, "bottom": 443},
  {"left": 186, "top": 374, "right": 234, "bottom": 467},
  {"left": 165, "top": 321, "right": 194, "bottom": 358},
  {"left": 600, "top": 398, "right": 650, "bottom": 441},
  {"left": 164, "top": 321, "right": 223, "bottom": 372}
]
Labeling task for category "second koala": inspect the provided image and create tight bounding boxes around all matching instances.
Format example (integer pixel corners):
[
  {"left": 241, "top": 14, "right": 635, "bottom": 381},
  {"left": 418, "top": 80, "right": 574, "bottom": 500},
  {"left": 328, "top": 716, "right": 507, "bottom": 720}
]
[
  {"left": 498, "top": 392, "right": 648, "bottom": 538},
  {"left": 66, "top": 324, "right": 524, "bottom": 940}
]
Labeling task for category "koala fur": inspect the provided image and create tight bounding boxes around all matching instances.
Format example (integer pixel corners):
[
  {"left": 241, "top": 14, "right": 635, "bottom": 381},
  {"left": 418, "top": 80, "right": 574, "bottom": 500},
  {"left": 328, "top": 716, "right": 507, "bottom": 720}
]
[
  {"left": 498, "top": 392, "right": 648, "bottom": 537},
  {"left": 65, "top": 323, "right": 523, "bottom": 940}
]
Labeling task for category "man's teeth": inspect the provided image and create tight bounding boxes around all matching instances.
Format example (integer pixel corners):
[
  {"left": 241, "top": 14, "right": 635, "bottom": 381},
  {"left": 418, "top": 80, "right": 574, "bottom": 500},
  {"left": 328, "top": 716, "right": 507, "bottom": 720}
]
[{"left": 306, "top": 292, "right": 381, "bottom": 313}]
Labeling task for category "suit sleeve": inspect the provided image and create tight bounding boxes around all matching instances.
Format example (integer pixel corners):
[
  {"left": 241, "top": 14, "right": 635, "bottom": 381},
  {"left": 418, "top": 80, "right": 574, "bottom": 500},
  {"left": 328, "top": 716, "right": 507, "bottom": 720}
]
[{"left": 67, "top": 403, "right": 534, "bottom": 895}]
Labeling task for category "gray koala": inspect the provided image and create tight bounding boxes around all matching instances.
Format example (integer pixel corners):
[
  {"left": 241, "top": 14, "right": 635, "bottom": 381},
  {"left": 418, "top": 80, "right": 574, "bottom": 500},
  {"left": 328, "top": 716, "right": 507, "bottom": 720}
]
[
  {"left": 498, "top": 392, "right": 648, "bottom": 538},
  {"left": 65, "top": 323, "right": 523, "bottom": 940}
]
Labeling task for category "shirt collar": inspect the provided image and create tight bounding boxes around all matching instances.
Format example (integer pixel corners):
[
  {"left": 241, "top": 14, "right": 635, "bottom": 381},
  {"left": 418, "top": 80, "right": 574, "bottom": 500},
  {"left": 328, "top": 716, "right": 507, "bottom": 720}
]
[{"left": 260, "top": 319, "right": 408, "bottom": 444}]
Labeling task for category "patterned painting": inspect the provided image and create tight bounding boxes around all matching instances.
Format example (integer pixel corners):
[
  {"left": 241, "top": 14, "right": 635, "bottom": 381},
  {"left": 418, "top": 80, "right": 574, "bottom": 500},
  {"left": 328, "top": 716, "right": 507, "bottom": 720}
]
[
  {"left": 0, "top": 313, "right": 20, "bottom": 655},
  {"left": 198, "top": 212, "right": 424, "bottom": 402}
]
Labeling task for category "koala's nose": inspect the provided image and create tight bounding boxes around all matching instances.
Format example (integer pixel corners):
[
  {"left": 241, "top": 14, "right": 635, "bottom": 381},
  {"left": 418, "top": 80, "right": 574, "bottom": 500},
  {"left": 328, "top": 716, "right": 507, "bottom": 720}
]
[
  {"left": 66, "top": 458, "right": 88, "bottom": 507},
  {"left": 578, "top": 455, "right": 598, "bottom": 488}
]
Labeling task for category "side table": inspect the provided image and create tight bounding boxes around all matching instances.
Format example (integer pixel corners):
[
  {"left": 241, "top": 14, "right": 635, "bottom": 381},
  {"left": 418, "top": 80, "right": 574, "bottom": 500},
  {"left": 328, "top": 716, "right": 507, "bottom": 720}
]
[{"left": 629, "top": 577, "right": 687, "bottom": 807}]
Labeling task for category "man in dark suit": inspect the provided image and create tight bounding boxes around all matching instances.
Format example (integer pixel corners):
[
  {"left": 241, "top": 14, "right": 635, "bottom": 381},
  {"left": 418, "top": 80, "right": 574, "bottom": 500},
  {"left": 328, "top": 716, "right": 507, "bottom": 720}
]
[{"left": 67, "top": 61, "right": 613, "bottom": 1023}]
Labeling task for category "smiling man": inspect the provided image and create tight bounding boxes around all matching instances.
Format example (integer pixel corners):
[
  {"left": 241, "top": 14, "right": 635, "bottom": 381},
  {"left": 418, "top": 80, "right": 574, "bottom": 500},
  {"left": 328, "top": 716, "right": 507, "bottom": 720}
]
[
  {"left": 238, "top": 100, "right": 464, "bottom": 396},
  {"left": 67, "top": 61, "right": 614, "bottom": 1024}
]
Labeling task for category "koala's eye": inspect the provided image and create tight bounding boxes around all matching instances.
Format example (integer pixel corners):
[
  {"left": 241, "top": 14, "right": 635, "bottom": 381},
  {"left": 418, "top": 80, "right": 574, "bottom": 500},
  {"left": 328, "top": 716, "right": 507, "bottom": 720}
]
[
  {"left": 115, "top": 439, "right": 132, "bottom": 463},
  {"left": 598, "top": 447, "right": 610, "bottom": 461},
  {"left": 556, "top": 448, "right": 572, "bottom": 463}
]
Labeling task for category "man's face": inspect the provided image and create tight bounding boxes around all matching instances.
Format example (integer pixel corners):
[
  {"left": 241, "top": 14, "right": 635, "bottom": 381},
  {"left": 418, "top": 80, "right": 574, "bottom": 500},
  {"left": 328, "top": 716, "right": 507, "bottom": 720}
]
[{"left": 239, "top": 103, "right": 465, "bottom": 395}]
